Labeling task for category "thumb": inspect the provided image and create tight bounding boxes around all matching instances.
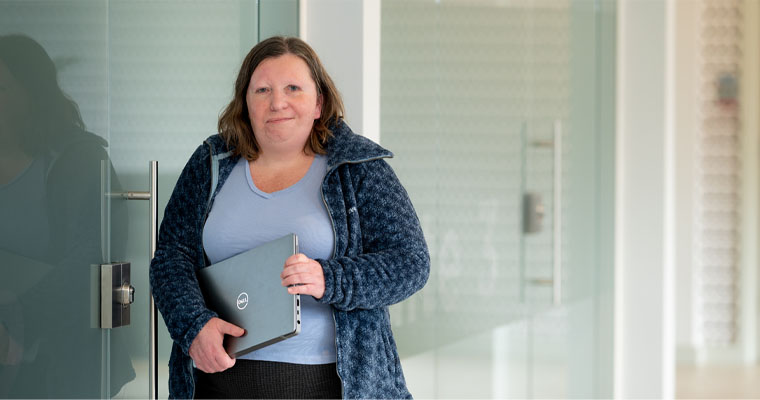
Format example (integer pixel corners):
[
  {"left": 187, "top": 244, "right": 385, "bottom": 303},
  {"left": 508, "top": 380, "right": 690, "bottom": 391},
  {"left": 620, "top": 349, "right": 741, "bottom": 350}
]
[{"left": 218, "top": 320, "right": 245, "bottom": 337}]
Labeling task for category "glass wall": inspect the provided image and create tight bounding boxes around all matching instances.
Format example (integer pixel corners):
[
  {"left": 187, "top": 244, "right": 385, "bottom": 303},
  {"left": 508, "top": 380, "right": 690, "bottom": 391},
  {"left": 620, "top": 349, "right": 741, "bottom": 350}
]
[
  {"left": 380, "top": 0, "right": 615, "bottom": 397},
  {"left": 0, "top": 1, "right": 296, "bottom": 398},
  {"left": 0, "top": 2, "right": 111, "bottom": 397},
  {"left": 0, "top": 0, "right": 613, "bottom": 397},
  {"left": 106, "top": 2, "right": 260, "bottom": 397}
]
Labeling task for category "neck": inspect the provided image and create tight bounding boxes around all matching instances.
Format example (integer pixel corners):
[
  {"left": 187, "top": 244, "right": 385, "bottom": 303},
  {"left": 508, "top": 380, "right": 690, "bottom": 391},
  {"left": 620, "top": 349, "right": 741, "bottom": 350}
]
[
  {"left": 254, "top": 146, "right": 313, "bottom": 168},
  {"left": 248, "top": 146, "right": 316, "bottom": 193}
]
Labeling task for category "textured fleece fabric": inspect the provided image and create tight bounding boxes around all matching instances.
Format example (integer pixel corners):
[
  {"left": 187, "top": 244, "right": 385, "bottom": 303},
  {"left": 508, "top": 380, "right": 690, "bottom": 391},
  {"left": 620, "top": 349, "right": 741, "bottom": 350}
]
[{"left": 149, "top": 120, "right": 430, "bottom": 399}]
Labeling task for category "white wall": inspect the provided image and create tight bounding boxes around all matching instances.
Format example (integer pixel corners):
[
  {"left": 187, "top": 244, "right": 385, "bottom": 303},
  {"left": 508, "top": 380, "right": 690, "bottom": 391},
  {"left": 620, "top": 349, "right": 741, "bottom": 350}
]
[
  {"left": 673, "top": 0, "right": 699, "bottom": 363},
  {"left": 300, "top": 0, "right": 380, "bottom": 143},
  {"left": 615, "top": 0, "right": 675, "bottom": 398},
  {"left": 740, "top": 0, "right": 760, "bottom": 365}
]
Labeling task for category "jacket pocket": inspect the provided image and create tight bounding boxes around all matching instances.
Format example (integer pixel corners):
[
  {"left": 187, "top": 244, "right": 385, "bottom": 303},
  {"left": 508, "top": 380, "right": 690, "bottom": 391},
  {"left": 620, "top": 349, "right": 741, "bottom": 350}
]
[{"left": 381, "top": 329, "right": 398, "bottom": 381}]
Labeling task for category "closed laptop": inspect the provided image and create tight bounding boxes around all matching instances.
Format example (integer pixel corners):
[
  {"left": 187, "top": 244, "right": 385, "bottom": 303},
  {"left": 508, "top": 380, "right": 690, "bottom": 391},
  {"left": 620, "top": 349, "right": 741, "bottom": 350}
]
[{"left": 198, "top": 234, "right": 301, "bottom": 358}]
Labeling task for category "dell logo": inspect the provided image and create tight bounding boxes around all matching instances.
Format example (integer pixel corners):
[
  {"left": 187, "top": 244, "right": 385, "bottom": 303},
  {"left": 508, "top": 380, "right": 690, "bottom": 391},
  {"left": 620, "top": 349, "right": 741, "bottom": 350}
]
[{"left": 236, "top": 292, "right": 249, "bottom": 310}]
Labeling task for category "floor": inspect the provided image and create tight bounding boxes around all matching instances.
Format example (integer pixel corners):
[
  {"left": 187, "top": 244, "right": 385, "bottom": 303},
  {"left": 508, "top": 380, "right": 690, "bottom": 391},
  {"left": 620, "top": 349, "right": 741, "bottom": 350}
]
[
  {"left": 677, "top": 364, "right": 760, "bottom": 399},
  {"left": 118, "top": 358, "right": 760, "bottom": 399}
]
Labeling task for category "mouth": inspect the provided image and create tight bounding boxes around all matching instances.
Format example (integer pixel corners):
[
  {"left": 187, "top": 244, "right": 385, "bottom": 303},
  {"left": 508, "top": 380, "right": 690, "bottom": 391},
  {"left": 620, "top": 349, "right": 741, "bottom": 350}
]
[{"left": 267, "top": 117, "right": 294, "bottom": 124}]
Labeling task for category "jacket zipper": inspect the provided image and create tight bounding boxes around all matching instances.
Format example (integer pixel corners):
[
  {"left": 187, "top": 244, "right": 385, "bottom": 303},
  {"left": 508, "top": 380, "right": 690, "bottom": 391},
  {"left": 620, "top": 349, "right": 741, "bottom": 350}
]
[
  {"left": 189, "top": 140, "right": 215, "bottom": 400},
  {"left": 321, "top": 155, "right": 389, "bottom": 400},
  {"left": 321, "top": 187, "right": 344, "bottom": 398}
]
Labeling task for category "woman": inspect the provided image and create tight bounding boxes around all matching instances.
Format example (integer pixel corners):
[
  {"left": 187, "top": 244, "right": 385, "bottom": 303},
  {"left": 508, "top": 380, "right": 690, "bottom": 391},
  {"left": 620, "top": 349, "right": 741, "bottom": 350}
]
[{"left": 150, "top": 36, "right": 430, "bottom": 399}]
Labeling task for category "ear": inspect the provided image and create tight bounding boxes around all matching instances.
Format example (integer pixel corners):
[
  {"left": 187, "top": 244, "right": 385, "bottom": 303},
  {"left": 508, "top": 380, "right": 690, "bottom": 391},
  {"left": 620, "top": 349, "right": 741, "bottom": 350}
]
[{"left": 314, "top": 94, "right": 323, "bottom": 119}]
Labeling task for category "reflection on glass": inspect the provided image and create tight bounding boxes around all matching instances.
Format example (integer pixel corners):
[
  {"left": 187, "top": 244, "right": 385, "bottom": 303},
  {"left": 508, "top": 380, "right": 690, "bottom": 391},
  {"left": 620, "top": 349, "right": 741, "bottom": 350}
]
[{"left": 0, "top": 34, "right": 133, "bottom": 398}]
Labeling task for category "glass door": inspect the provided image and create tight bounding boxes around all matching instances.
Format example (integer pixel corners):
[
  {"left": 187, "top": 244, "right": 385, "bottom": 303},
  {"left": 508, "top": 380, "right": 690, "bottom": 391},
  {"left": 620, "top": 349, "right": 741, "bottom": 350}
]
[
  {"left": 521, "top": 1, "right": 615, "bottom": 398},
  {"left": 380, "top": 0, "right": 615, "bottom": 398},
  {"left": 0, "top": 1, "right": 297, "bottom": 398},
  {"left": 105, "top": 2, "right": 263, "bottom": 397},
  {"left": 0, "top": 2, "right": 113, "bottom": 397}
]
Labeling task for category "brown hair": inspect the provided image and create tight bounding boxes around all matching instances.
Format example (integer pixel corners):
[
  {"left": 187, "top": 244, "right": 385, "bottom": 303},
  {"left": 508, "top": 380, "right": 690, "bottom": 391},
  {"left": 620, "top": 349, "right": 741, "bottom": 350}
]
[{"left": 218, "top": 36, "right": 344, "bottom": 160}]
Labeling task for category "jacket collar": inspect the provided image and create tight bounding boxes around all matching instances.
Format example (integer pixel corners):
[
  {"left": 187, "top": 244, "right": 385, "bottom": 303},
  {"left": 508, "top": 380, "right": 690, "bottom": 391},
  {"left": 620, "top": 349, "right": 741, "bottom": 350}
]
[
  {"left": 204, "top": 134, "right": 233, "bottom": 157},
  {"left": 324, "top": 119, "right": 392, "bottom": 171},
  {"left": 205, "top": 119, "right": 392, "bottom": 168}
]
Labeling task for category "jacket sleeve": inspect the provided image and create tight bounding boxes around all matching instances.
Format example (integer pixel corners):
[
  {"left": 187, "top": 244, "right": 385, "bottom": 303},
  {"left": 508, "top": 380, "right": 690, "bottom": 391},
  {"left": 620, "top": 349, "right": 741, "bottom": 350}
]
[
  {"left": 149, "top": 144, "right": 217, "bottom": 355},
  {"left": 317, "top": 159, "right": 430, "bottom": 311}
]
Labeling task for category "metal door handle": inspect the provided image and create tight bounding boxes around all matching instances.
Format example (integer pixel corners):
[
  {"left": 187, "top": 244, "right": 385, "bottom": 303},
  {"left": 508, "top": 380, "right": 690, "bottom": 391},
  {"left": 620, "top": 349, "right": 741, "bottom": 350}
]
[
  {"left": 526, "top": 121, "right": 563, "bottom": 306},
  {"left": 551, "top": 120, "right": 563, "bottom": 306},
  {"left": 123, "top": 161, "right": 159, "bottom": 400}
]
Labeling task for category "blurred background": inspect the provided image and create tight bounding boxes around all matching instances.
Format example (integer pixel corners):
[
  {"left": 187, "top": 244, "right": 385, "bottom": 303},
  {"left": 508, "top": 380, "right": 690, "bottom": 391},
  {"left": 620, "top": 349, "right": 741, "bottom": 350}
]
[{"left": 0, "top": 0, "right": 757, "bottom": 398}]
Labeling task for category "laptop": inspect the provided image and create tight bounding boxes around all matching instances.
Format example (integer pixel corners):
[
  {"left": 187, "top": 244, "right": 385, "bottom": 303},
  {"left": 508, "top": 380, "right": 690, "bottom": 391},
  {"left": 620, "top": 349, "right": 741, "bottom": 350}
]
[{"left": 198, "top": 234, "right": 301, "bottom": 358}]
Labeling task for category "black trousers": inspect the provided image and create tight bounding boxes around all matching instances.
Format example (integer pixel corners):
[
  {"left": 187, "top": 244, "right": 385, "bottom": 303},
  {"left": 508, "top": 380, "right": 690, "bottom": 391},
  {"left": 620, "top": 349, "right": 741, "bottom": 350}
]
[{"left": 194, "top": 360, "right": 341, "bottom": 399}]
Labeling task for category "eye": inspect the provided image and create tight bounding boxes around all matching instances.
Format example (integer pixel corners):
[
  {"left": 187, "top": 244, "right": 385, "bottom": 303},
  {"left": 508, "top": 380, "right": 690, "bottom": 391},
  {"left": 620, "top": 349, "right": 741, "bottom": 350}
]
[
  {"left": 286, "top": 84, "right": 301, "bottom": 92},
  {"left": 253, "top": 87, "right": 269, "bottom": 94}
]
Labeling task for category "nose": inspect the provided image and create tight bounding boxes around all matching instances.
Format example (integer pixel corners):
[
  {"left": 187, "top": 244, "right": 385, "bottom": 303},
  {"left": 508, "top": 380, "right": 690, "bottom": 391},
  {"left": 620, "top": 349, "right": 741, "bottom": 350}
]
[{"left": 270, "top": 89, "right": 288, "bottom": 111}]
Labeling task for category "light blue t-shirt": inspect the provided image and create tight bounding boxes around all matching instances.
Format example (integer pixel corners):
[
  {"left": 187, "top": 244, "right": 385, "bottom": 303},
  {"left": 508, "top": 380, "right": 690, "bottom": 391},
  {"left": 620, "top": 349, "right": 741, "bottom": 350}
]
[{"left": 202, "top": 155, "right": 336, "bottom": 364}]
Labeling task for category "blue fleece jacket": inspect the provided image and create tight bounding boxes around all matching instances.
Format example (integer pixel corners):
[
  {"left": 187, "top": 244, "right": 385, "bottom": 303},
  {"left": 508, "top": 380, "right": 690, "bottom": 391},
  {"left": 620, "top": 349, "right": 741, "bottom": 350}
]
[{"left": 149, "top": 120, "right": 430, "bottom": 399}]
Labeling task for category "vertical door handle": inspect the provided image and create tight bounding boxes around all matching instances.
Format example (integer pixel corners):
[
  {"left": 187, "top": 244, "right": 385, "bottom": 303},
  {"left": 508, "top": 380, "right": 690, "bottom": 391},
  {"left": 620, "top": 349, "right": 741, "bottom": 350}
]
[
  {"left": 148, "top": 161, "right": 158, "bottom": 400},
  {"left": 525, "top": 122, "right": 563, "bottom": 306},
  {"left": 124, "top": 161, "right": 158, "bottom": 400},
  {"left": 552, "top": 121, "right": 562, "bottom": 306}
]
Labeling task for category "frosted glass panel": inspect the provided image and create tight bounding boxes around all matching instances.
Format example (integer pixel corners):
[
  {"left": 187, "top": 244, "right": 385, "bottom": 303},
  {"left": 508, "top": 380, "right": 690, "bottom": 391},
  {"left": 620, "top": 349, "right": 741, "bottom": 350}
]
[
  {"left": 0, "top": 1, "right": 109, "bottom": 136},
  {"left": 0, "top": 0, "right": 273, "bottom": 398},
  {"left": 0, "top": 1, "right": 112, "bottom": 398},
  {"left": 381, "top": 0, "right": 614, "bottom": 398},
  {"left": 259, "top": 0, "right": 299, "bottom": 39},
  {"left": 106, "top": 1, "right": 257, "bottom": 398}
]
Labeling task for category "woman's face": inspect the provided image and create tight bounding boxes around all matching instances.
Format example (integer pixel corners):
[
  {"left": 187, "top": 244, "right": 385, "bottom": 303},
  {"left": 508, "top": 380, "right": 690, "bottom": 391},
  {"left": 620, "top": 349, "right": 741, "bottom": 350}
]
[{"left": 246, "top": 53, "right": 322, "bottom": 156}]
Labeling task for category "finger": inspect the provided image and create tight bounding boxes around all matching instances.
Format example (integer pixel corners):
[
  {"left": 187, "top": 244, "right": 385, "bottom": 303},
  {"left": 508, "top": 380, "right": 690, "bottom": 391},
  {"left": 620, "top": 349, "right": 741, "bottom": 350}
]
[
  {"left": 287, "top": 283, "right": 325, "bottom": 299},
  {"left": 199, "top": 346, "right": 217, "bottom": 371},
  {"left": 210, "top": 349, "right": 231, "bottom": 372},
  {"left": 189, "top": 344, "right": 209, "bottom": 369},
  {"left": 219, "top": 320, "right": 245, "bottom": 337},
  {"left": 284, "top": 253, "right": 310, "bottom": 265},
  {"left": 288, "top": 284, "right": 313, "bottom": 294},
  {"left": 194, "top": 352, "right": 213, "bottom": 373},
  {"left": 282, "top": 261, "right": 313, "bottom": 272},
  {"left": 282, "top": 273, "right": 319, "bottom": 287},
  {"left": 200, "top": 349, "right": 223, "bottom": 373},
  {"left": 288, "top": 280, "right": 323, "bottom": 290},
  {"left": 213, "top": 350, "right": 235, "bottom": 372},
  {"left": 281, "top": 266, "right": 317, "bottom": 280},
  {"left": 281, "top": 261, "right": 322, "bottom": 279},
  {"left": 288, "top": 258, "right": 320, "bottom": 270}
]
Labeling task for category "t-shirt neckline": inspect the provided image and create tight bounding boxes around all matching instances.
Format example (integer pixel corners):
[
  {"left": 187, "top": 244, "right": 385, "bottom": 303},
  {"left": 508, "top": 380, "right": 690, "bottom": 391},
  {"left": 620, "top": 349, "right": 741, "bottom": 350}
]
[{"left": 244, "top": 155, "right": 323, "bottom": 199}]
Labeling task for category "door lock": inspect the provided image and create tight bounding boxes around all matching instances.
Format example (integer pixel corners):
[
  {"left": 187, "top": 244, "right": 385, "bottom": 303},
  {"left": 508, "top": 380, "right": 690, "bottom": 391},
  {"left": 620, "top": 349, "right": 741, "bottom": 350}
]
[
  {"left": 115, "top": 283, "right": 135, "bottom": 307},
  {"left": 100, "top": 262, "right": 134, "bottom": 328},
  {"left": 523, "top": 192, "right": 545, "bottom": 234}
]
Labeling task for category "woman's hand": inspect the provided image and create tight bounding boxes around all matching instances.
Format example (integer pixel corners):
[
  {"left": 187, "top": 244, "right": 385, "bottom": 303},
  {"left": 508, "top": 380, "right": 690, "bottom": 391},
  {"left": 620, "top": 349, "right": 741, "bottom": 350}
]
[
  {"left": 189, "top": 317, "right": 244, "bottom": 373},
  {"left": 281, "top": 254, "right": 325, "bottom": 299}
]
